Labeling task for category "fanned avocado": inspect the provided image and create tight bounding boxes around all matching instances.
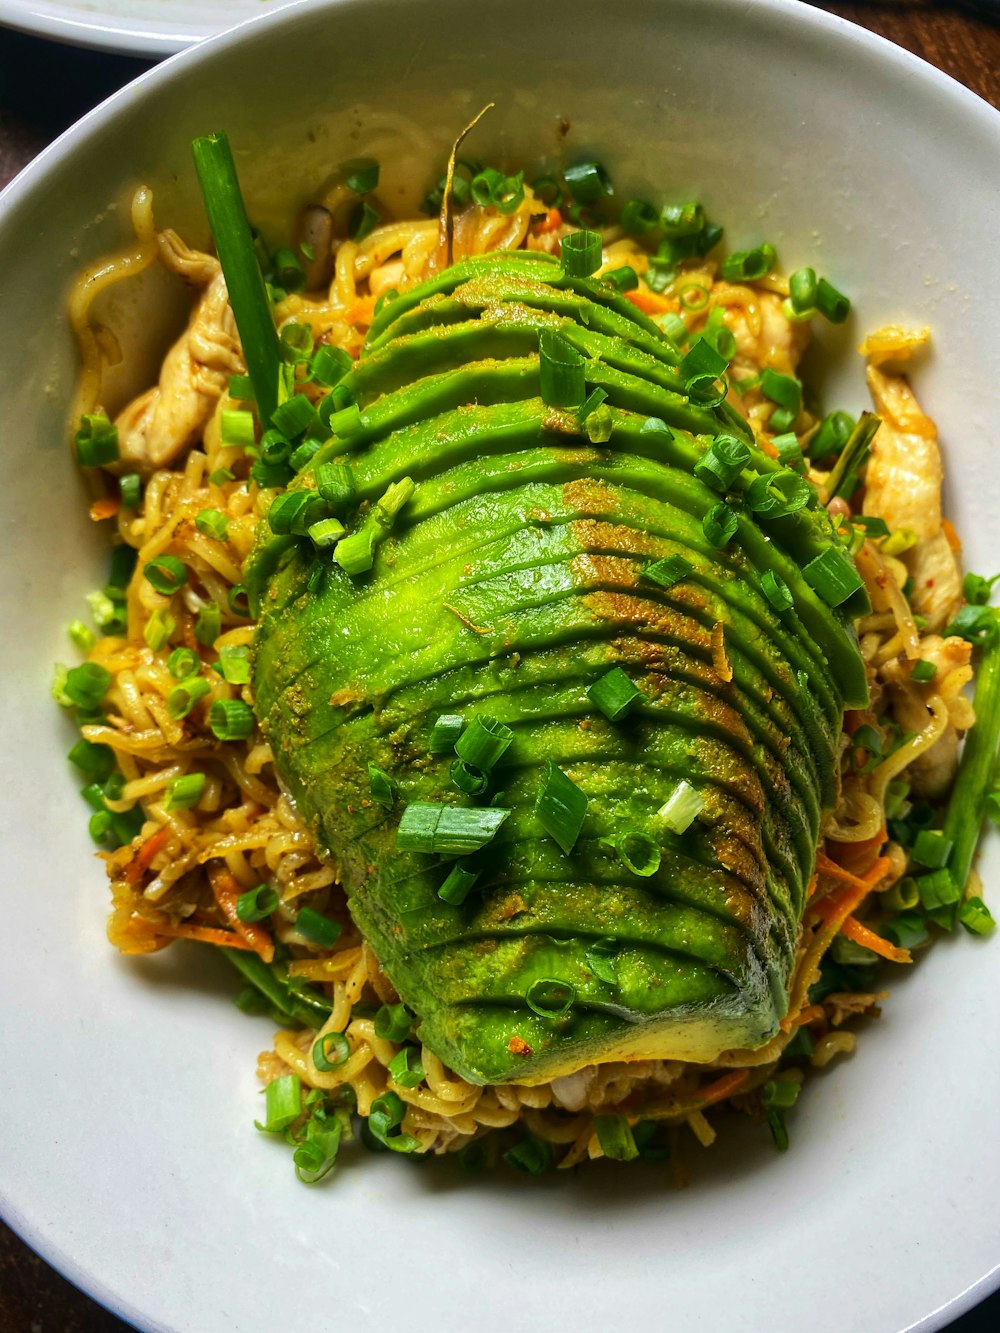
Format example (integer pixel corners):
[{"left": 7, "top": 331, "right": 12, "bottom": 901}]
[{"left": 248, "top": 253, "right": 869, "bottom": 1086}]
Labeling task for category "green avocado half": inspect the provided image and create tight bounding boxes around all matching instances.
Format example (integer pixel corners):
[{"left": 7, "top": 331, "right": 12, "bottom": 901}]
[{"left": 248, "top": 249, "right": 869, "bottom": 1086}]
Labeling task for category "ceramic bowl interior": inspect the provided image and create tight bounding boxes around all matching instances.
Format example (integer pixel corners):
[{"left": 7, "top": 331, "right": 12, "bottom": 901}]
[{"left": 1, "top": 2, "right": 998, "bottom": 1330}]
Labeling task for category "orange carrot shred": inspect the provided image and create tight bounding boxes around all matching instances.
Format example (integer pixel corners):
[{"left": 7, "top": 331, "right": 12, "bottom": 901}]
[
  {"left": 625, "top": 287, "right": 676, "bottom": 316},
  {"left": 125, "top": 825, "right": 170, "bottom": 886},
  {"left": 159, "top": 923, "right": 257, "bottom": 951},
  {"left": 840, "top": 915, "right": 912, "bottom": 965},
  {"left": 812, "top": 855, "right": 893, "bottom": 929},
  {"left": 780, "top": 1003, "right": 826, "bottom": 1033},
  {"left": 696, "top": 1069, "right": 750, "bottom": 1107},
  {"left": 531, "top": 207, "right": 562, "bottom": 236},
  {"left": 90, "top": 496, "right": 121, "bottom": 521},
  {"left": 208, "top": 861, "right": 275, "bottom": 963}
]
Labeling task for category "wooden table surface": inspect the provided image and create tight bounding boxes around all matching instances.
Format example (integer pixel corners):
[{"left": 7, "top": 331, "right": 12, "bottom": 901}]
[{"left": 1, "top": 2, "right": 999, "bottom": 1329}]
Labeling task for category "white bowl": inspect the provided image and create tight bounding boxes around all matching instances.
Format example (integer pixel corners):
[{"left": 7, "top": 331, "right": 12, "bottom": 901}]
[{"left": 2, "top": 2, "right": 999, "bottom": 1330}]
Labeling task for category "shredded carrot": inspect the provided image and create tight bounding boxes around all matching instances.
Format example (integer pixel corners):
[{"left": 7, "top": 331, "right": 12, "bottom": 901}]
[
  {"left": 812, "top": 855, "right": 892, "bottom": 927},
  {"left": 625, "top": 287, "right": 676, "bottom": 316},
  {"left": 840, "top": 915, "right": 912, "bottom": 965},
  {"left": 804, "top": 872, "right": 818, "bottom": 901},
  {"left": 208, "top": 861, "right": 275, "bottom": 963},
  {"left": 124, "top": 824, "right": 171, "bottom": 886},
  {"left": 531, "top": 207, "right": 562, "bottom": 236},
  {"left": 90, "top": 496, "right": 121, "bottom": 521},
  {"left": 826, "top": 825, "right": 888, "bottom": 876},
  {"left": 780, "top": 1003, "right": 826, "bottom": 1033},
  {"left": 941, "top": 517, "right": 961, "bottom": 553},
  {"left": 158, "top": 922, "right": 257, "bottom": 951},
  {"left": 696, "top": 1069, "right": 750, "bottom": 1107}
]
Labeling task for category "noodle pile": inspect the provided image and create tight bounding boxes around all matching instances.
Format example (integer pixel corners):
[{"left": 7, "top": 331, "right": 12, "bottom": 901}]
[{"left": 61, "top": 162, "right": 980, "bottom": 1174}]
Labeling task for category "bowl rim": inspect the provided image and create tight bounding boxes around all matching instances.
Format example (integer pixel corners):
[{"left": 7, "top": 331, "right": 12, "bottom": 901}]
[{"left": 2, "top": 2, "right": 1000, "bottom": 1330}]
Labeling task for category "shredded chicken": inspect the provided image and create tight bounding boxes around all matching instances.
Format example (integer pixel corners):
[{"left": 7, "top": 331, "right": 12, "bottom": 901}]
[
  {"left": 863, "top": 365, "right": 962, "bottom": 632},
  {"left": 113, "top": 233, "right": 244, "bottom": 476}
]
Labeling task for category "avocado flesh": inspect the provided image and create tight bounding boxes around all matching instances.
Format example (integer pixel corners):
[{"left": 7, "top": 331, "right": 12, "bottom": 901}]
[{"left": 250, "top": 253, "right": 868, "bottom": 1086}]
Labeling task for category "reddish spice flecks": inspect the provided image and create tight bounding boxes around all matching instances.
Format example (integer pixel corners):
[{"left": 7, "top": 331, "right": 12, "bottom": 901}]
[{"left": 508, "top": 1035, "right": 533, "bottom": 1057}]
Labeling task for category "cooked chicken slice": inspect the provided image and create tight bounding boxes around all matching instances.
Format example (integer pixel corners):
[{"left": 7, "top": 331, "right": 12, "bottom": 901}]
[
  {"left": 864, "top": 365, "right": 962, "bottom": 632},
  {"left": 113, "top": 238, "right": 244, "bottom": 476}
]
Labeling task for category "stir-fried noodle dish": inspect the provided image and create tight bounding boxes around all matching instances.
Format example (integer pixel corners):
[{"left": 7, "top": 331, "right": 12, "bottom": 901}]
[{"left": 57, "top": 123, "right": 1000, "bottom": 1181}]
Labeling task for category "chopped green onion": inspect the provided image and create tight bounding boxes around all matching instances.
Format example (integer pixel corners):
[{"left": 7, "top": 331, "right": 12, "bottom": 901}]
[
  {"left": 314, "top": 462, "right": 356, "bottom": 510},
  {"left": 348, "top": 200, "right": 380, "bottom": 242},
  {"left": 209, "top": 698, "right": 255, "bottom": 741},
  {"left": 374, "top": 1003, "right": 411, "bottom": 1042},
  {"left": 604, "top": 265, "right": 639, "bottom": 291},
  {"left": 534, "top": 761, "right": 587, "bottom": 855},
  {"left": 619, "top": 199, "right": 658, "bottom": 235},
  {"left": 75, "top": 413, "right": 119, "bottom": 467},
  {"left": 958, "top": 896, "right": 996, "bottom": 936},
  {"left": 220, "top": 409, "right": 256, "bottom": 448},
  {"left": 228, "top": 374, "right": 254, "bottom": 400},
  {"left": 824, "top": 412, "right": 881, "bottom": 505},
  {"left": 86, "top": 589, "right": 120, "bottom": 633},
  {"left": 210, "top": 467, "right": 236, "bottom": 486},
  {"left": 539, "top": 329, "right": 586, "bottom": 408},
  {"left": 167, "top": 646, "right": 199, "bottom": 679},
  {"left": 585, "top": 940, "right": 618, "bottom": 984},
  {"left": 455, "top": 715, "right": 514, "bottom": 771},
  {"left": 334, "top": 527, "right": 375, "bottom": 575},
  {"left": 787, "top": 266, "right": 818, "bottom": 314},
  {"left": 530, "top": 174, "right": 563, "bottom": 208},
  {"left": 503, "top": 1135, "right": 553, "bottom": 1175},
  {"left": 372, "top": 477, "right": 415, "bottom": 529},
  {"left": 396, "top": 802, "right": 510, "bottom": 855},
  {"left": 268, "top": 488, "right": 328, "bottom": 537},
  {"left": 881, "top": 527, "right": 917, "bottom": 558},
  {"left": 166, "top": 678, "right": 210, "bottom": 719},
  {"left": 119, "top": 473, "right": 142, "bottom": 509},
  {"left": 88, "top": 810, "right": 112, "bottom": 842},
  {"left": 236, "top": 883, "right": 279, "bottom": 922},
  {"left": 816, "top": 277, "right": 851, "bottom": 324},
  {"left": 808, "top": 410, "right": 855, "bottom": 460},
  {"left": 164, "top": 772, "right": 206, "bottom": 811},
  {"left": 388, "top": 1047, "right": 425, "bottom": 1088},
  {"left": 271, "top": 392, "right": 320, "bottom": 439},
  {"left": 216, "top": 644, "right": 251, "bottom": 685},
  {"left": 144, "top": 555, "right": 188, "bottom": 596},
  {"left": 255, "top": 1074, "right": 302, "bottom": 1133},
  {"left": 143, "top": 608, "right": 175, "bottom": 652},
  {"left": 343, "top": 157, "right": 379, "bottom": 194},
  {"left": 916, "top": 867, "right": 960, "bottom": 910},
  {"left": 595, "top": 1114, "right": 639, "bottom": 1162},
  {"left": 64, "top": 662, "right": 111, "bottom": 711},
  {"left": 659, "top": 201, "right": 704, "bottom": 237},
  {"left": 68, "top": 619, "right": 97, "bottom": 654},
  {"left": 584, "top": 403, "right": 614, "bottom": 443},
  {"left": 308, "top": 516, "right": 346, "bottom": 548},
  {"left": 761, "top": 1076, "right": 802, "bottom": 1151},
  {"left": 195, "top": 603, "right": 222, "bottom": 647},
  {"left": 312, "top": 1031, "right": 350, "bottom": 1072},
  {"left": 746, "top": 470, "right": 812, "bottom": 519},
  {"left": 67, "top": 738, "right": 115, "bottom": 782},
  {"left": 561, "top": 229, "right": 602, "bottom": 277},
  {"left": 963, "top": 571, "right": 1000, "bottom": 606},
  {"left": 195, "top": 509, "right": 229, "bottom": 541},
  {"left": 945, "top": 604, "right": 1000, "bottom": 648},
  {"left": 295, "top": 907, "right": 342, "bottom": 948},
  {"left": 525, "top": 977, "right": 576, "bottom": 1018},
  {"left": 772, "top": 432, "right": 803, "bottom": 469},
  {"left": 438, "top": 862, "right": 481, "bottom": 905},
  {"left": 657, "top": 779, "right": 705, "bottom": 834},
  {"left": 641, "top": 555, "right": 692, "bottom": 589},
  {"left": 760, "top": 367, "right": 802, "bottom": 414},
  {"left": 450, "top": 759, "right": 488, "bottom": 795},
  {"left": 911, "top": 828, "right": 953, "bottom": 870},
  {"left": 368, "top": 762, "right": 397, "bottom": 809},
  {"left": 311, "top": 345, "right": 352, "bottom": 388},
  {"left": 680, "top": 336, "right": 728, "bottom": 381},
  {"left": 227, "top": 585, "right": 250, "bottom": 618},
  {"left": 801, "top": 546, "right": 865, "bottom": 607},
  {"left": 271, "top": 246, "right": 307, "bottom": 294},
  {"left": 564, "top": 159, "right": 612, "bottom": 205},
  {"left": 720, "top": 242, "right": 776, "bottom": 282},
  {"left": 694, "top": 434, "right": 750, "bottom": 492},
  {"left": 587, "top": 667, "right": 646, "bottom": 722},
  {"left": 602, "top": 828, "right": 661, "bottom": 877},
  {"left": 853, "top": 515, "right": 890, "bottom": 539},
  {"left": 702, "top": 501, "right": 738, "bottom": 548},
  {"left": 429, "top": 713, "right": 464, "bottom": 754},
  {"left": 761, "top": 570, "right": 794, "bottom": 613},
  {"left": 367, "top": 1091, "right": 421, "bottom": 1154}
]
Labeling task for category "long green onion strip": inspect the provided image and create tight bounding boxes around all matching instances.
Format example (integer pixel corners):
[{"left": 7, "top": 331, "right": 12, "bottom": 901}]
[
  {"left": 938, "top": 616, "right": 1000, "bottom": 926},
  {"left": 191, "top": 132, "right": 282, "bottom": 425},
  {"left": 222, "top": 948, "right": 332, "bottom": 1027},
  {"left": 295, "top": 907, "right": 342, "bottom": 948}
]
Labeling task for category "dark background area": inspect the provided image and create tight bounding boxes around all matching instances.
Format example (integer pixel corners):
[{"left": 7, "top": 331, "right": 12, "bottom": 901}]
[{"left": 2, "top": 2, "right": 999, "bottom": 1329}]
